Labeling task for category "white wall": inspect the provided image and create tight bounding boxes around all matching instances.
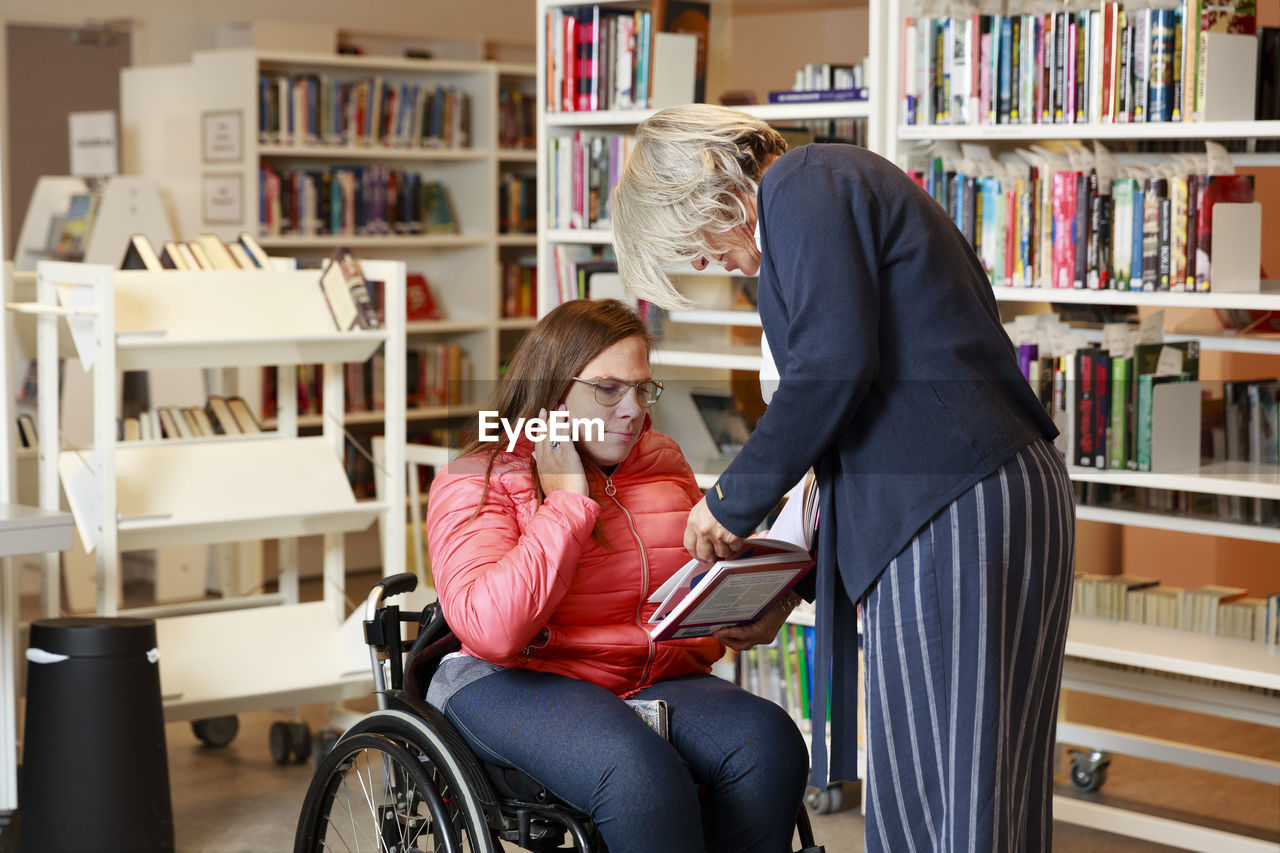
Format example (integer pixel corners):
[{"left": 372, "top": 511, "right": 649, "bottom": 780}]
[
  {"left": 0, "top": 0, "right": 535, "bottom": 254},
  {"left": 0, "top": 0, "right": 536, "bottom": 66}
]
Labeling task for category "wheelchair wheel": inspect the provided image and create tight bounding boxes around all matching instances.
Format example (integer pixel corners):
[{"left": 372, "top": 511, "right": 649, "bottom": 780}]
[
  {"left": 295, "top": 709, "right": 498, "bottom": 853},
  {"left": 295, "top": 732, "right": 463, "bottom": 852}
]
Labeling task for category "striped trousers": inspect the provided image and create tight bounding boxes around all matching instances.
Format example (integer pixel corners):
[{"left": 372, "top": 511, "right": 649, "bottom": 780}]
[{"left": 862, "top": 438, "right": 1075, "bottom": 853}]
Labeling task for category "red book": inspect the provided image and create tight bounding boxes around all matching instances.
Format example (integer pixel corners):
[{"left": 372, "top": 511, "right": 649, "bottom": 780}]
[
  {"left": 1005, "top": 187, "right": 1017, "bottom": 287},
  {"left": 1052, "top": 171, "right": 1079, "bottom": 288},
  {"left": 1194, "top": 175, "right": 1254, "bottom": 292}
]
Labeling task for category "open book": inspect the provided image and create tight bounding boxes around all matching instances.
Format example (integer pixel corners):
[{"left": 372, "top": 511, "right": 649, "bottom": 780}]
[{"left": 648, "top": 474, "right": 818, "bottom": 642}]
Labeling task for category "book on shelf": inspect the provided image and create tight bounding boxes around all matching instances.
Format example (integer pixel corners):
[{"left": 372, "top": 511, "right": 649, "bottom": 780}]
[
  {"left": 405, "top": 273, "right": 443, "bottom": 321},
  {"left": 54, "top": 192, "right": 99, "bottom": 259},
  {"left": 226, "top": 242, "right": 256, "bottom": 270},
  {"left": 318, "top": 248, "right": 381, "bottom": 331},
  {"left": 186, "top": 240, "right": 214, "bottom": 270},
  {"left": 226, "top": 396, "right": 263, "bottom": 433},
  {"left": 16, "top": 413, "right": 38, "bottom": 449},
  {"left": 205, "top": 396, "right": 242, "bottom": 435},
  {"left": 766, "top": 87, "right": 870, "bottom": 104},
  {"left": 159, "top": 241, "right": 188, "bottom": 270},
  {"left": 647, "top": 474, "right": 818, "bottom": 642},
  {"left": 421, "top": 181, "right": 459, "bottom": 235},
  {"left": 237, "top": 232, "right": 271, "bottom": 269},
  {"left": 120, "top": 234, "right": 164, "bottom": 271},
  {"left": 196, "top": 234, "right": 240, "bottom": 270}
]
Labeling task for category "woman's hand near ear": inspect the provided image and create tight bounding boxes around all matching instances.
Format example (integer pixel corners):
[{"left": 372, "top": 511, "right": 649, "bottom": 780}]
[{"left": 533, "top": 406, "right": 589, "bottom": 497}]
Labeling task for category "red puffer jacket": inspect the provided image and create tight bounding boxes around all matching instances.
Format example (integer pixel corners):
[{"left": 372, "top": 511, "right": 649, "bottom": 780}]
[{"left": 425, "top": 426, "right": 724, "bottom": 697}]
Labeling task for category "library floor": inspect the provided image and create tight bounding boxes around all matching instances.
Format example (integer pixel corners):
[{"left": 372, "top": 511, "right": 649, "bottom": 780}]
[
  {"left": 9, "top": 574, "right": 1278, "bottom": 852},
  {"left": 148, "top": 691, "right": 1278, "bottom": 852}
]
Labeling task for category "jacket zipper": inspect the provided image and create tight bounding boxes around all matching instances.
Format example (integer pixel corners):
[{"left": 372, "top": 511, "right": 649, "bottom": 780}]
[{"left": 601, "top": 469, "right": 657, "bottom": 691}]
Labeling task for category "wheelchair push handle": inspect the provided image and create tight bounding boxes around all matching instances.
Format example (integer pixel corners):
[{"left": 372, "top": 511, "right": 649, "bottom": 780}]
[{"left": 363, "top": 572, "right": 418, "bottom": 622}]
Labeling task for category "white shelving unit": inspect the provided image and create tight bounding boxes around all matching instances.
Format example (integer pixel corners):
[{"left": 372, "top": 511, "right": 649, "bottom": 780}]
[
  {"left": 535, "top": 0, "right": 885, "bottom": 484},
  {"left": 121, "top": 48, "right": 539, "bottom": 442},
  {"left": 22, "top": 259, "right": 406, "bottom": 725},
  {"left": 884, "top": 2, "right": 1280, "bottom": 843}
]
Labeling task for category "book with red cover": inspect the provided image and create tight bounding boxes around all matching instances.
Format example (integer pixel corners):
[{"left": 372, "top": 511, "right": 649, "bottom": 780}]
[
  {"left": 1194, "top": 174, "right": 1254, "bottom": 292},
  {"left": 648, "top": 475, "right": 817, "bottom": 641},
  {"left": 1052, "top": 171, "right": 1079, "bottom": 288}
]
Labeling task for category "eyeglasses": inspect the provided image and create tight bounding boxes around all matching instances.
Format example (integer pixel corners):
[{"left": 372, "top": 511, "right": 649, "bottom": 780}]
[{"left": 572, "top": 377, "right": 664, "bottom": 408}]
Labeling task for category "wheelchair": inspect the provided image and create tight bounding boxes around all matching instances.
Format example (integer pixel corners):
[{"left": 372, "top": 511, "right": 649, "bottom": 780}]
[{"left": 294, "top": 572, "right": 826, "bottom": 853}]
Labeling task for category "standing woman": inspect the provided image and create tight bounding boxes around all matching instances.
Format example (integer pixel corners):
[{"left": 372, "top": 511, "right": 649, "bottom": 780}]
[{"left": 611, "top": 104, "right": 1076, "bottom": 852}]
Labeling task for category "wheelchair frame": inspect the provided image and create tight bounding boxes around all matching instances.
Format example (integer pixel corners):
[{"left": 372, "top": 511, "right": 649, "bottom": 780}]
[{"left": 293, "top": 572, "right": 825, "bottom": 853}]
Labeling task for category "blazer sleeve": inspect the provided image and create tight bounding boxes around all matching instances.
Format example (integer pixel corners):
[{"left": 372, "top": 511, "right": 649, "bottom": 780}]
[
  {"left": 709, "top": 161, "right": 882, "bottom": 536},
  {"left": 425, "top": 467, "right": 601, "bottom": 662}
]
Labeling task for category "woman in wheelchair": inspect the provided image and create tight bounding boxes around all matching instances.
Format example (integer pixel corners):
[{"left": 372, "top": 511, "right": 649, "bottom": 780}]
[{"left": 423, "top": 298, "right": 810, "bottom": 853}]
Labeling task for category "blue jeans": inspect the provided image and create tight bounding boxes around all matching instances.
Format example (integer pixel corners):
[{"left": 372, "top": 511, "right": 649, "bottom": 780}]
[{"left": 441, "top": 669, "right": 809, "bottom": 853}]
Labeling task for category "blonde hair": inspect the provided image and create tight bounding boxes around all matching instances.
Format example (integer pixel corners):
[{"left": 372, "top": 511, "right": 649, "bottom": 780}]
[{"left": 611, "top": 104, "right": 787, "bottom": 309}]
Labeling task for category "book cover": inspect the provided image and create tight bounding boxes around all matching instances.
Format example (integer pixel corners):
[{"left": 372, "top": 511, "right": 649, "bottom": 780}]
[
  {"left": 1194, "top": 174, "right": 1254, "bottom": 292},
  {"left": 226, "top": 396, "right": 263, "bottom": 434},
  {"left": 1141, "top": 178, "right": 1166, "bottom": 291},
  {"left": 1112, "top": 178, "right": 1134, "bottom": 286},
  {"left": 648, "top": 475, "right": 817, "bottom": 641},
  {"left": 1109, "top": 355, "right": 1133, "bottom": 469},
  {"left": 1052, "top": 171, "right": 1079, "bottom": 288},
  {"left": 1148, "top": 9, "right": 1176, "bottom": 121},
  {"left": 55, "top": 192, "right": 99, "bottom": 258},
  {"left": 205, "top": 396, "right": 243, "bottom": 435},
  {"left": 120, "top": 234, "right": 163, "bottom": 272},
  {"left": 1075, "top": 347, "right": 1098, "bottom": 466},
  {"left": 1094, "top": 351, "right": 1112, "bottom": 467},
  {"left": 1135, "top": 372, "right": 1191, "bottom": 471}
]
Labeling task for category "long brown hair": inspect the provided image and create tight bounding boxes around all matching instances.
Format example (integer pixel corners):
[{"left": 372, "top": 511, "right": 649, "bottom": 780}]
[{"left": 457, "top": 298, "right": 654, "bottom": 509}]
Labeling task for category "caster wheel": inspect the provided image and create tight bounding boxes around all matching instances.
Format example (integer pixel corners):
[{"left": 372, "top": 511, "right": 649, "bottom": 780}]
[
  {"left": 270, "top": 720, "right": 313, "bottom": 765},
  {"left": 804, "top": 783, "right": 843, "bottom": 815},
  {"left": 311, "top": 727, "right": 343, "bottom": 764},
  {"left": 191, "top": 715, "right": 240, "bottom": 748},
  {"left": 1068, "top": 749, "right": 1111, "bottom": 793},
  {"left": 1069, "top": 762, "right": 1108, "bottom": 793}
]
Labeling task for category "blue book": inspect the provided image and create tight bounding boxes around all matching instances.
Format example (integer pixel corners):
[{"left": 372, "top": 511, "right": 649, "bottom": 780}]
[
  {"left": 1130, "top": 185, "right": 1145, "bottom": 289},
  {"left": 998, "top": 16, "right": 1013, "bottom": 123}
]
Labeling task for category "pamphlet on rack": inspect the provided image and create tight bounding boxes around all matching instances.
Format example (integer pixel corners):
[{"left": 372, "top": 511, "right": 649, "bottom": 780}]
[{"left": 648, "top": 473, "right": 818, "bottom": 641}]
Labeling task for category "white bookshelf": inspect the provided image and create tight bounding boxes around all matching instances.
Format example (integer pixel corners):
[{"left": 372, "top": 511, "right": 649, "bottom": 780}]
[
  {"left": 535, "top": 0, "right": 884, "bottom": 484},
  {"left": 24, "top": 259, "right": 406, "bottom": 725},
  {"left": 885, "top": 3, "right": 1280, "bottom": 842},
  {"left": 121, "top": 48, "right": 541, "bottom": 450}
]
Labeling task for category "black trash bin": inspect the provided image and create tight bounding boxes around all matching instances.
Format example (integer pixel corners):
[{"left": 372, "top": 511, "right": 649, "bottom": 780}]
[{"left": 21, "top": 617, "right": 174, "bottom": 852}]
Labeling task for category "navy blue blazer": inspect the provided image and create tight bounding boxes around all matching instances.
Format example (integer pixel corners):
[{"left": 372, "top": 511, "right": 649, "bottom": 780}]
[{"left": 706, "top": 143, "right": 1058, "bottom": 783}]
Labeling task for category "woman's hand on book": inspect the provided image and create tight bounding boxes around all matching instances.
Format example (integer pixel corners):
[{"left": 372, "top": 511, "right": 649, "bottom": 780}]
[
  {"left": 712, "top": 596, "right": 792, "bottom": 651},
  {"left": 534, "top": 407, "right": 589, "bottom": 497},
  {"left": 684, "top": 497, "right": 744, "bottom": 563}
]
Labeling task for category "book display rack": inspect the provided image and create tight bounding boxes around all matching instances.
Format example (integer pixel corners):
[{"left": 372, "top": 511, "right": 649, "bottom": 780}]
[
  {"left": 884, "top": 1, "right": 1280, "bottom": 846},
  {"left": 13, "top": 259, "right": 407, "bottom": 731}
]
